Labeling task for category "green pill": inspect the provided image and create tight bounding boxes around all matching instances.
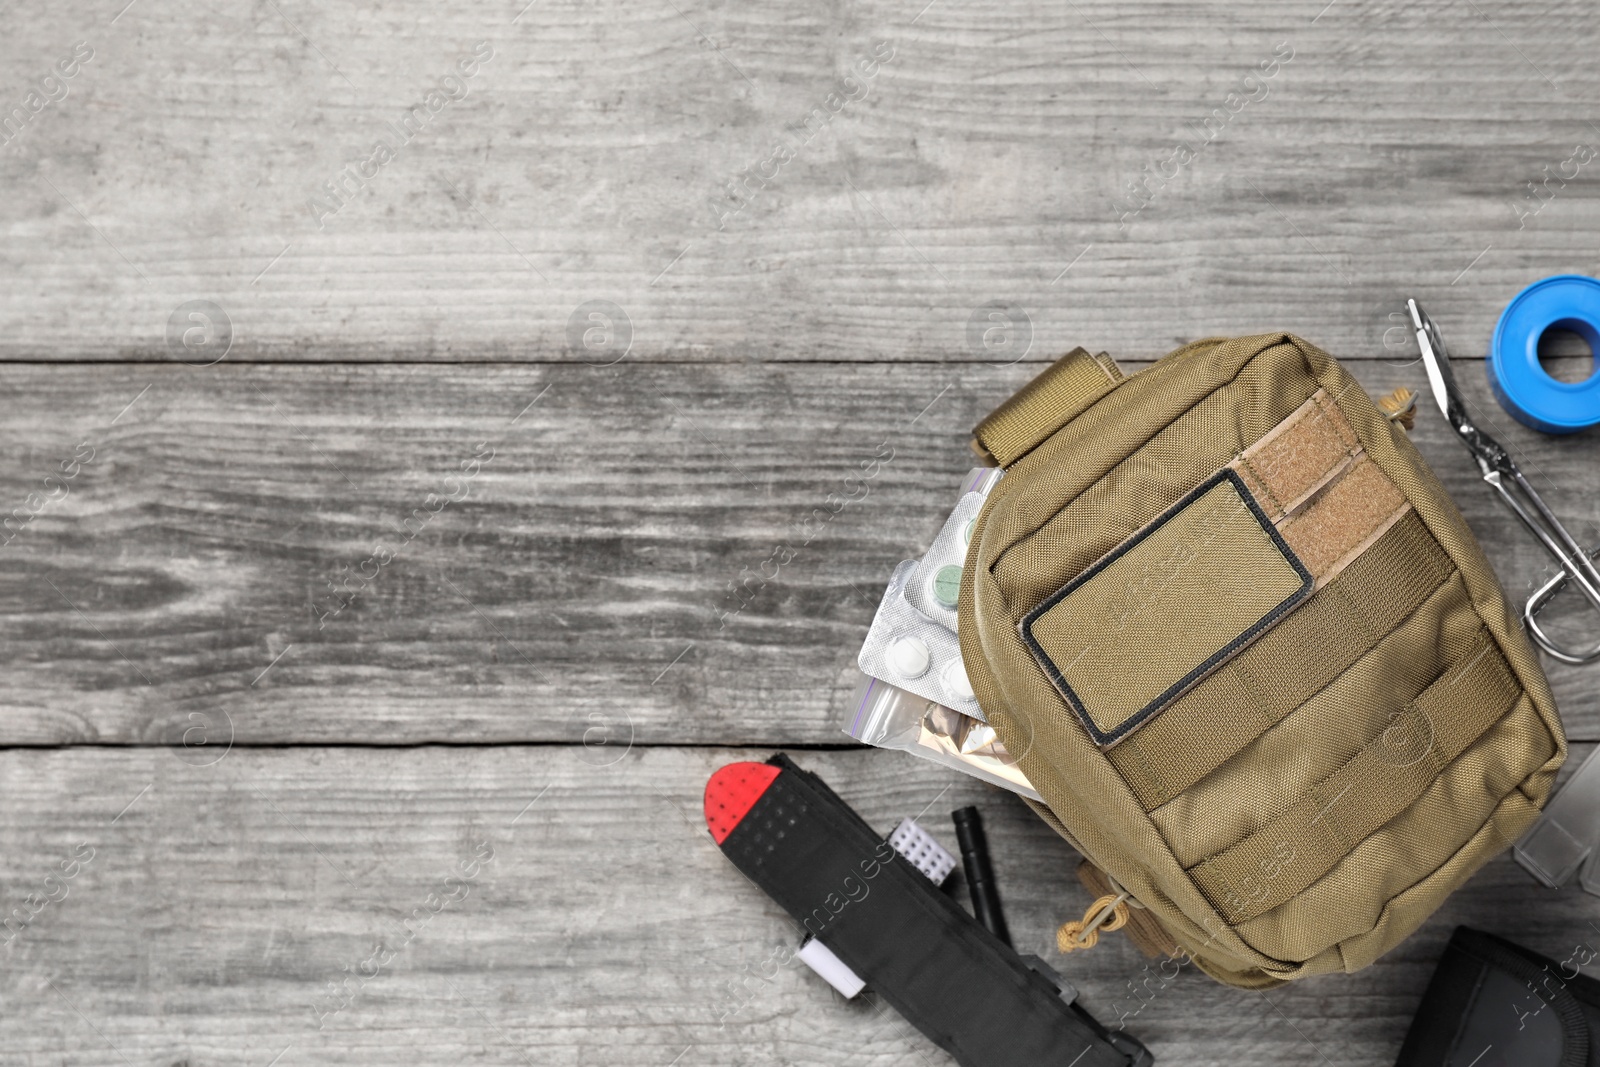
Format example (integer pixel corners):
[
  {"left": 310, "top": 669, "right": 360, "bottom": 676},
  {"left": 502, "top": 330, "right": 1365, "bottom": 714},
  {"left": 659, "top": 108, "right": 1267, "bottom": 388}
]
[
  {"left": 932, "top": 564, "right": 962, "bottom": 608},
  {"left": 963, "top": 518, "right": 974, "bottom": 546}
]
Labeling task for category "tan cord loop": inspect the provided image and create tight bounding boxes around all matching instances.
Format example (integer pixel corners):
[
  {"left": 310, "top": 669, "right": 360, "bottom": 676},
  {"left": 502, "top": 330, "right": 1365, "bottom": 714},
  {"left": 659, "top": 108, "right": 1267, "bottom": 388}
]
[
  {"left": 1103, "top": 873, "right": 1144, "bottom": 908},
  {"left": 1055, "top": 892, "right": 1131, "bottom": 953}
]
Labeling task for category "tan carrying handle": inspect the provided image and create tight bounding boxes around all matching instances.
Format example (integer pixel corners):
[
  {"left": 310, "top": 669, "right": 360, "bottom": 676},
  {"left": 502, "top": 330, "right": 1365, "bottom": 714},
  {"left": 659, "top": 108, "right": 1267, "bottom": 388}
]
[{"left": 972, "top": 348, "right": 1124, "bottom": 468}]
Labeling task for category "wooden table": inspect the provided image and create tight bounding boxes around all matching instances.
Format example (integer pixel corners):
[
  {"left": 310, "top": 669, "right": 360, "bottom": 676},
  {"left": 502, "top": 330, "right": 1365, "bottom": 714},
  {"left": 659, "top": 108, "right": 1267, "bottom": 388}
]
[{"left": 3, "top": 1, "right": 1599, "bottom": 1062}]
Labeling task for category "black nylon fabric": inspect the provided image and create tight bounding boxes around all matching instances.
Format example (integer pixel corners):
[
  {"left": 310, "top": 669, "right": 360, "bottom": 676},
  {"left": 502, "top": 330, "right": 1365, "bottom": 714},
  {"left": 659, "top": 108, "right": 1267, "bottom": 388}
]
[{"left": 1396, "top": 927, "right": 1594, "bottom": 1067}]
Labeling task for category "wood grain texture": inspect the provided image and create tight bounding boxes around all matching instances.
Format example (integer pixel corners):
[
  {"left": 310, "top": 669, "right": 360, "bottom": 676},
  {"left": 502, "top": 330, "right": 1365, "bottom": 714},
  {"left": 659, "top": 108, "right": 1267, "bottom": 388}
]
[
  {"left": 4, "top": 744, "right": 1596, "bottom": 1066},
  {"left": 3, "top": 0, "right": 1600, "bottom": 360},
  {"left": 5, "top": 0, "right": 1600, "bottom": 1060},
  {"left": 0, "top": 356, "right": 1596, "bottom": 748}
]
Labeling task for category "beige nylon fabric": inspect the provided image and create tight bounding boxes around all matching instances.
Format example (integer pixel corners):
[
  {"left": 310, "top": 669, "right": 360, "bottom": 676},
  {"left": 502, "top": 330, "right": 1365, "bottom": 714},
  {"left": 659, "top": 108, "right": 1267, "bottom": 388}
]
[
  {"left": 973, "top": 348, "right": 1124, "bottom": 467},
  {"left": 958, "top": 334, "right": 1565, "bottom": 988},
  {"left": 1026, "top": 475, "right": 1307, "bottom": 738},
  {"left": 1113, "top": 511, "right": 1452, "bottom": 807}
]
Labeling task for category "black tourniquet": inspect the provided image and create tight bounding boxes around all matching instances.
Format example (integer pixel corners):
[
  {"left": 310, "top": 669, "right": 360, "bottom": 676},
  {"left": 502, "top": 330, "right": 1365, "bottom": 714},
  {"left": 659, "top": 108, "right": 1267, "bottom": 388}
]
[{"left": 708, "top": 753, "right": 1151, "bottom": 1067}]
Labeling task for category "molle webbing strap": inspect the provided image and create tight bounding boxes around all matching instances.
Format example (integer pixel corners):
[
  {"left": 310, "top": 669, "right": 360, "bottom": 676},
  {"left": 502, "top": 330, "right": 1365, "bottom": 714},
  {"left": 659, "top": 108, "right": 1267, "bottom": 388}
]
[
  {"left": 1189, "top": 631, "right": 1523, "bottom": 923},
  {"left": 973, "top": 348, "right": 1123, "bottom": 468},
  {"left": 1107, "top": 509, "right": 1455, "bottom": 809}
]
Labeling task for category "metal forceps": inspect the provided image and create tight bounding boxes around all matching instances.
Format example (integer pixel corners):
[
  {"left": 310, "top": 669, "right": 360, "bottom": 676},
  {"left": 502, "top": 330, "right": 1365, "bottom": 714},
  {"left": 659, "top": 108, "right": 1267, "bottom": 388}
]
[{"left": 1408, "top": 298, "right": 1600, "bottom": 665}]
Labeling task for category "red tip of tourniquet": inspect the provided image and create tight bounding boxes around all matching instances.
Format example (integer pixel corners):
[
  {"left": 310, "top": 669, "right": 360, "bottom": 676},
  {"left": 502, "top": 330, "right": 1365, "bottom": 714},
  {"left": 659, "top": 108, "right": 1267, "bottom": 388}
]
[{"left": 704, "top": 762, "right": 782, "bottom": 845}]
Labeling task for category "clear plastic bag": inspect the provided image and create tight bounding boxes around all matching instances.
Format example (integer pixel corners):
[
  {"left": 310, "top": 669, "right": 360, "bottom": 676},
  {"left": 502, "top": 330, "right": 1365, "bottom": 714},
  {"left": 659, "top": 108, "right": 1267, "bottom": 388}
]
[{"left": 842, "top": 672, "right": 1041, "bottom": 802}]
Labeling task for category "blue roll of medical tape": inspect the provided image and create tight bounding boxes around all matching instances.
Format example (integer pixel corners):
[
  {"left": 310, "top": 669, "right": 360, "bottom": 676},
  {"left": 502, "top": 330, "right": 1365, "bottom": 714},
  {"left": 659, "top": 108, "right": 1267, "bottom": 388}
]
[{"left": 1489, "top": 274, "right": 1600, "bottom": 434}]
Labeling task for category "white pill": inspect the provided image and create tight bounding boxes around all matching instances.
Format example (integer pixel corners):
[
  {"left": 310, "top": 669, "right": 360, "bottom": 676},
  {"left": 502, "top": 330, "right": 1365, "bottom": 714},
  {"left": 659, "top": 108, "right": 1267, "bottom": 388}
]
[
  {"left": 886, "top": 636, "right": 931, "bottom": 679},
  {"left": 942, "top": 660, "right": 975, "bottom": 701}
]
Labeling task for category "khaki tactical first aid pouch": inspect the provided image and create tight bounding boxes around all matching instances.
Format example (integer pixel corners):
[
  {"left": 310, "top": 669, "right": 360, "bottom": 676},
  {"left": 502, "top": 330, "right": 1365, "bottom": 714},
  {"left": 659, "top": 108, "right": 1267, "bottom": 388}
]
[{"left": 958, "top": 334, "right": 1566, "bottom": 989}]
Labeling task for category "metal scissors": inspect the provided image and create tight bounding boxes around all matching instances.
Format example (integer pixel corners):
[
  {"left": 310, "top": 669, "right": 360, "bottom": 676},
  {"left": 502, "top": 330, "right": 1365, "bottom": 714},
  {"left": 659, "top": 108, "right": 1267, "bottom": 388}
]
[{"left": 1408, "top": 298, "right": 1600, "bottom": 664}]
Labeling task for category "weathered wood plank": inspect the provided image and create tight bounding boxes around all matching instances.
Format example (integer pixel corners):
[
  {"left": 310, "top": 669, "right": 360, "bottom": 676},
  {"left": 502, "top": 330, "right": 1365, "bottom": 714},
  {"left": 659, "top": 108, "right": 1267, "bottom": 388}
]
[
  {"left": 4, "top": 1, "right": 1600, "bottom": 360},
  {"left": 1, "top": 744, "right": 1590, "bottom": 1065},
  {"left": 0, "top": 357, "right": 1596, "bottom": 747}
]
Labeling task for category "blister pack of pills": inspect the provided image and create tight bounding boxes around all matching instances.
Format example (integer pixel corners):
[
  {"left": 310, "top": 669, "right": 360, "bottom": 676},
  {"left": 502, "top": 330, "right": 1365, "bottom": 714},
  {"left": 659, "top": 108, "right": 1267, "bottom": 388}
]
[
  {"left": 858, "top": 560, "right": 983, "bottom": 719},
  {"left": 902, "top": 467, "right": 1004, "bottom": 629}
]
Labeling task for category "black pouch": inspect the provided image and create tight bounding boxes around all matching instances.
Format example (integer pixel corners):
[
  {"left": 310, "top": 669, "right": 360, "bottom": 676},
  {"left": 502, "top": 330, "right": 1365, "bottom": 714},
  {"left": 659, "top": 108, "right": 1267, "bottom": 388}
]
[{"left": 1397, "top": 926, "right": 1600, "bottom": 1066}]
